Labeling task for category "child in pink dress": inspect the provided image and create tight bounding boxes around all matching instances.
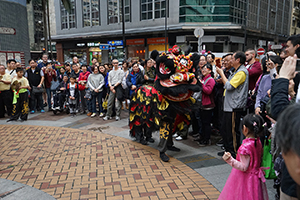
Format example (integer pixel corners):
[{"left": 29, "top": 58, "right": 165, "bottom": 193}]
[{"left": 218, "top": 114, "right": 269, "bottom": 200}]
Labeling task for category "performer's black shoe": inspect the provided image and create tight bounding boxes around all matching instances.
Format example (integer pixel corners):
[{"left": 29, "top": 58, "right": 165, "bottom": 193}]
[
  {"left": 6, "top": 119, "right": 16, "bottom": 122},
  {"left": 160, "top": 152, "right": 169, "bottom": 162},
  {"left": 146, "top": 137, "right": 155, "bottom": 143},
  {"left": 139, "top": 139, "right": 148, "bottom": 145},
  {"left": 167, "top": 146, "right": 180, "bottom": 152}
]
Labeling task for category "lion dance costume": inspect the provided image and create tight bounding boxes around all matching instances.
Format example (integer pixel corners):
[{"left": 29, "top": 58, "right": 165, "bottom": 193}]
[{"left": 129, "top": 46, "right": 201, "bottom": 162}]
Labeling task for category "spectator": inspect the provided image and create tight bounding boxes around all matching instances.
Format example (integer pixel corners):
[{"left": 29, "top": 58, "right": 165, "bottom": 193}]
[
  {"left": 37, "top": 54, "right": 48, "bottom": 70},
  {"left": 207, "top": 53, "right": 216, "bottom": 78},
  {"left": 26, "top": 59, "right": 45, "bottom": 113},
  {"left": 214, "top": 54, "right": 234, "bottom": 146},
  {"left": 255, "top": 55, "right": 282, "bottom": 115},
  {"left": 198, "top": 64, "right": 215, "bottom": 146},
  {"left": 0, "top": 64, "right": 12, "bottom": 118},
  {"left": 121, "top": 61, "right": 130, "bottom": 110},
  {"left": 271, "top": 54, "right": 298, "bottom": 199},
  {"left": 71, "top": 63, "right": 82, "bottom": 82},
  {"left": 143, "top": 59, "right": 155, "bottom": 87},
  {"left": 216, "top": 51, "right": 249, "bottom": 158},
  {"left": 57, "top": 67, "right": 65, "bottom": 83},
  {"left": 43, "top": 62, "right": 57, "bottom": 111},
  {"left": 245, "top": 49, "right": 262, "bottom": 91},
  {"left": 126, "top": 62, "right": 144, "bottom": 97},
  {"left": 88, "top": 57, "right": 98, "bottom": 73},
  {"left": 7, "top": 67, "right": 30, "bottom": 122},
  {"left": 78, "top": 65, "right": 90, "bottom": 114},
  {"left": 66, "top": 75, "right": 79, "bottom": 116},
  {"left": 103, "top": 59, "right": 124, "bottom": 121},
  {"left": 53, "top": 75, "right": 68, "bottom": 110},
  {"left": 72, "top": 56, "right": 79, "bottom": 65},
  {"left": 64, "top": 63, "right": 73, "bottom": 79},
  {"left": 87, "top": 65, "right": 105, "bottom": 118},
  {"left": 5, "top": 59, "right": 17, "bottom": 79},
  {"left": 276, "top": 103, "right": 300, "bottom": 188}
]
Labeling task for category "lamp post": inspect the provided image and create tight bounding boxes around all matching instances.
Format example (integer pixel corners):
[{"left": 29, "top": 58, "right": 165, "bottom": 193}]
[
  {"left": 121, "top": 0, "right": 126, "bottom": 60},
  {"left": 165, "top": 0, "right": 168, "bottom": 52}
]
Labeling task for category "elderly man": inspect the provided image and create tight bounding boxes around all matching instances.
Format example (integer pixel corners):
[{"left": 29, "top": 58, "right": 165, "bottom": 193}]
[
  {"left": 0, "top": 64, "right": 12, "bottom": 118},
  {"left": 216, "top": 51, "right": 249, "bottom": 158}
]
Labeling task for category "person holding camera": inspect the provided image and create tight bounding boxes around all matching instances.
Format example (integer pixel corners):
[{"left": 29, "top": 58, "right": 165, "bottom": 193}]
[{"left": 255, "top": 55, "right": 282, "bottom": 116}]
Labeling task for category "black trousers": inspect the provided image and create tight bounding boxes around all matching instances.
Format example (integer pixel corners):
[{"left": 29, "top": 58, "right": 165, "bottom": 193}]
[
  {"left": 221, "top": 110, "right": 245, "bottom": 158},
  {"left": 191, "top": 109, "right": 201, "bottom": 135},
  {"left": 10, "top": 92, "right": 29, "bottom": 120},
  {"left": 0, "top": 90, "right": 13, "bottom": 118},
  {"left": 200, "top": 109, "right": 213, "bottom": 141},
  {"left": 158, "top": 122, "right": 174, "bottom": 153}
]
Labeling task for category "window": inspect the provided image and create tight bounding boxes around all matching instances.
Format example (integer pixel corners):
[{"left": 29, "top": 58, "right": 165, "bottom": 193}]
[
  {"left": 141, "top": 0, "right": 168, "bottom": 20},
  {"left": 83, "top": 0, "right": 100, "bottom": 27},
  {"left": 108, "top": 0, "right": 131, "bottom": 24},
  {"left": 61, "top": 0, "right": 76, "bottom": 29}
]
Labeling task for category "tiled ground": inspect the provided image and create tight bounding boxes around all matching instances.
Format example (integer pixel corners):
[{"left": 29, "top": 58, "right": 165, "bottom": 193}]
[{"left": 0, "top": 125, "right": 220, "bottom": 200}]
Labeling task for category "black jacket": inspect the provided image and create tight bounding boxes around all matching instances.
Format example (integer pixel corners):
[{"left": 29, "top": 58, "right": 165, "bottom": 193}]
[{"left": 271, "top": 78, "right": 297, "bottom": 197}]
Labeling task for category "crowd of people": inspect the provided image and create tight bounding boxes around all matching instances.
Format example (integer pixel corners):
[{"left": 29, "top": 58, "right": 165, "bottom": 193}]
[{"left": 1, "top": 34, "right": 300, "bottom": 199}]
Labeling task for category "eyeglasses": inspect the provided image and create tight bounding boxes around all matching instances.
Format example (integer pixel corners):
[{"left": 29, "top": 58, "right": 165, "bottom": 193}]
[{"left": 112, "top": 62, "right": 118, "bottom": 64}]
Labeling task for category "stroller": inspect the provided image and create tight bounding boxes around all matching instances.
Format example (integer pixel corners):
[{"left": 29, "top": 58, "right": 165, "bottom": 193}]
[{"left": 52, "top": 90, "right": 70, "bottom": 115}]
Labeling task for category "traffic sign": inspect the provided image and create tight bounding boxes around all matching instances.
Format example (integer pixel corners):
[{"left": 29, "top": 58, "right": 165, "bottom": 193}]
[
  {"left": 257, "top": 47, "right": 265, "bottom": 56},
  {"left": 0, "top": 27, "right": 16, "bottom": 35}
]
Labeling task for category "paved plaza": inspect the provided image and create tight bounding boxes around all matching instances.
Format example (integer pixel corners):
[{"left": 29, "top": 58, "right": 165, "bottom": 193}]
[{"left": 0, "top": 110, "right": 275, "bottom": 199}]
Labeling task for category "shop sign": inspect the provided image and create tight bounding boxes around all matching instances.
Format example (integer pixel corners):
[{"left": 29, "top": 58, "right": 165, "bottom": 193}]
[
  {"left": 126, "top": 39, "right": 145, "bottom": 46},
  {"left": 147, "top": 37, "right": 168, "bottom": 44},
  {"left": 87, "top": 42, "right": 100, "bottom": 47},
  {"left": 108, "top": 40, "right": 123, "bottom": 46},
  {"left": 99, "top": 44, "right": 109, "bottom": 50},
  {"left": 0, "top": 27, "right": 16, "bottom": 35},
  {"left": 77, "top": 43, "right": 85, "bottom": 47}
]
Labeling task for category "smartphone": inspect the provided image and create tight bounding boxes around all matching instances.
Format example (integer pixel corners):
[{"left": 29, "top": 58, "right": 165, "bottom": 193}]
[
  {"left": 266, "top": 53, "right": 269, "bottom": 61},
  {"left": 215, "top": 59, "right": 221, "bottom": 68}
]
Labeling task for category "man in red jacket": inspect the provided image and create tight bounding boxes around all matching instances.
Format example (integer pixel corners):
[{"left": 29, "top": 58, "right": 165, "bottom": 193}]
[{"left": 245, "top": 49, "right": 262, "bottom": 91}]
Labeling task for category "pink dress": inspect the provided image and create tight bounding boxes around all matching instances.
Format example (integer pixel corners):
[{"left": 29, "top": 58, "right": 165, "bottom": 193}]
[{"left": 218, "top": 138, "right": 269, "bottom": 200}]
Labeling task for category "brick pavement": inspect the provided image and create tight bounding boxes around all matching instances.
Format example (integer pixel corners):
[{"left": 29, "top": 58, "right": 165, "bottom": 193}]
[{"left": 0, "top": 125, "right": 220, "bottom": 199}]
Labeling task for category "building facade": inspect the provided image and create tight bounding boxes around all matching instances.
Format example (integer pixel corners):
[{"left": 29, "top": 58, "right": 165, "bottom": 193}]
[
  {"left": 0, "top": 0, "right": 30, "bottom": 67},
  {"left": 52, "top": 0, "right": 292, "bottom": 64},
  {"left": 291, "top": 0, "right": 300, "bottom": 35}
]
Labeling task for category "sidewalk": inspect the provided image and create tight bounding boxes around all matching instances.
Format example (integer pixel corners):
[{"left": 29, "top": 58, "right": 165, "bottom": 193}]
[
  {"left": 0, "top": 110, "right": 276, "bottom": 199},
  {"left": 0, "top": 123, "right": 219, "bottom": 199}
]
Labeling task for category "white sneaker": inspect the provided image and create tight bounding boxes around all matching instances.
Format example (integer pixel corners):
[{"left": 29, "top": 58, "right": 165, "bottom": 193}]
[
  {"left": 103, "top": 116, "right": 112, "bottom": 121},
  {"left": 99, "top": 113, "right": 105, "bottom": 118},
  {"left": 115, "top": 116, "right": 120, "bottom": 121},
  {"left": 91, "top": 113, "right": 96, "bottom": 118},
  {"left": 175, "top": 136, "right": 183, "bottom": 141},
  {"left": 173, "top": 133, "right": 178, "bottom": 138}
]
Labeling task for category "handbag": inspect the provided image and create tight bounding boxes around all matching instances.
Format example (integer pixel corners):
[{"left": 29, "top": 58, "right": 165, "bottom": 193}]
[
  {"left": 102, "top": 94, "right": 109, "bottom": 110},
  {"left": 261, "top": 139, "right": 277, "bottom": 179},
  {"left": 32, "top": 86, "right": 44, "bottom": 94},
  {"left": 50, "top": 80, "right": 60, "bottom": 91},
  {"left": 78, "top": 83, "right": 86, "bottom": 91}
]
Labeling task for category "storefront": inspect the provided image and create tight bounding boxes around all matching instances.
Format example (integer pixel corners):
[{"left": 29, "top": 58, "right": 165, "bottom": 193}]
[
  {"left": 147, "top": 37, "right": 168, "bottom": 54},
  {"left": 126, "top": 39, "right": 145, "bottom": 59},
  {"left": 87, "top": 42, "right": 103, "bottom": 65},
  {"left": 108, "top": 40, "right": 124, "bottom": 61}
]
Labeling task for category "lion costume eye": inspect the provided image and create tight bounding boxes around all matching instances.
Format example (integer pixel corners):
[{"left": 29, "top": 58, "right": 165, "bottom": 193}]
[{"left": 180, "top": 59, "right": 187, "bottom": 66}]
